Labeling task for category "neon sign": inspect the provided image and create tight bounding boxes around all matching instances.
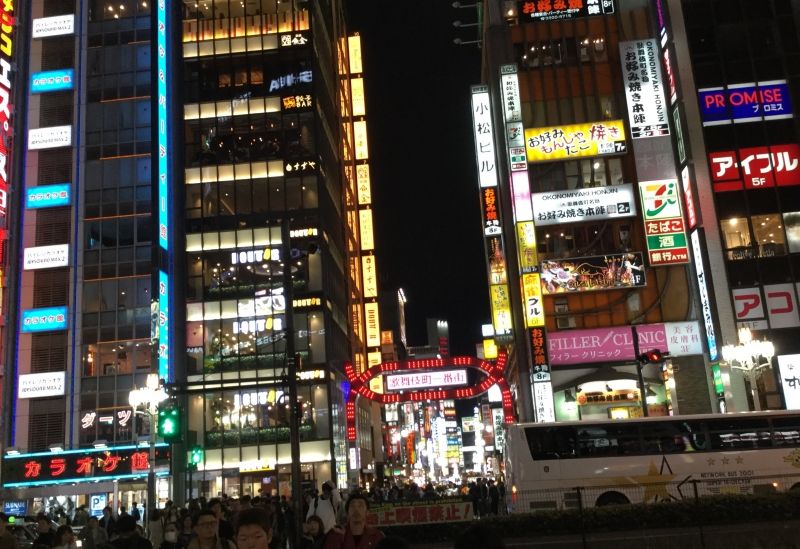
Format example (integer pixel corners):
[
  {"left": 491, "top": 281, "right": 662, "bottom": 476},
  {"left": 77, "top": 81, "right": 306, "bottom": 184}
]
[
  {"left": 25, "top": 184, "right": 71, "bottom": 208},
  {"left": 3, "top": 445, "right": 168, "bottom": 487},
  {"left": 31, "top": 69, "right": 74, "bottom": 93},
  {"left": 21, "top": 306, "right": 68, "bottom": 333},
  {"left": 342, "top": 354, "right": 515, "bottom": 441}
]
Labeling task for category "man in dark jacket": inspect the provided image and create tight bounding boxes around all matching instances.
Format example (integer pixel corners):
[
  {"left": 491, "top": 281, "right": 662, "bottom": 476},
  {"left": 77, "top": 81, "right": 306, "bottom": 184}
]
[
  {"left": 322, "top": 494, "right": 384, "bottom": 549},
  {"left": 111, "top": 516, "right": 152, "bottom": 549},
  {"left": 34, "top": 514, "right": 55, "bottom": 547}
]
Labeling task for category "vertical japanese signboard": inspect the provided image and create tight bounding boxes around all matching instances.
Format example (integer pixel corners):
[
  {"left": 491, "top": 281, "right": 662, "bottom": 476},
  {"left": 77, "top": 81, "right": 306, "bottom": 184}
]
[
  {"left": 690, "top": 230, "right": 718, "bottom": 361},
  {"left": 620, "top": 39, "right": 669, "bottom": 139},
  {"left": 521, "top": 274, "right": 545, "bottom": 328},
  {"left": 472, "top": 84, "right": 512, "bottom": 338},
  {"left": 639, "top": 179, "right": 690, "bottom": 265},
  {"left": 471, "top": 86, "right": 498, "bottom": 189},
  {"left": 0, "top": 0, "right": 14, "bottom": 263},
  {"left": 155, "top": 0, "right": 172, "bottom": 382}
]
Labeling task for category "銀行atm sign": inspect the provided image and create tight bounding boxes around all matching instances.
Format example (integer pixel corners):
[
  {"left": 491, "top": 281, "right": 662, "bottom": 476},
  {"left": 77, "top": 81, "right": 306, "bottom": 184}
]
[
  {"left": 3, "top": 445, "right": 169, "bottom": 487},
  {"left": 343, "top": 355, "right": 515, "bottom": 441}
]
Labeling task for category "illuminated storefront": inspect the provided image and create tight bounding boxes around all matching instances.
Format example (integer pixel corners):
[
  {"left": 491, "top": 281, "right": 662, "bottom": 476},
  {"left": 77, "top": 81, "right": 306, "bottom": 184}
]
[{"left": 470, "top": 1, "right": 722, "bottom": 422}]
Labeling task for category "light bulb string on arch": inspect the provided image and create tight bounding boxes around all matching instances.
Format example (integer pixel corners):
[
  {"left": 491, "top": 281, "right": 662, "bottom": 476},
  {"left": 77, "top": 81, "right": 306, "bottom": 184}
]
[{"left": 343, "top": 353, "right": 515, "bottom": 441}]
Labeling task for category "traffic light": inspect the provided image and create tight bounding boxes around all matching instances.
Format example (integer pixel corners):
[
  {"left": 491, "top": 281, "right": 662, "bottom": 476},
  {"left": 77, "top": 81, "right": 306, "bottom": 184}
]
[
  {"left": 157, "top": 403, "right": 181, "bottom": 442},
  {"left": 638, "top": 349, "right": 665, "bottom": 365},
  {"left": 188, "top": 446, "right": 203, "bottom": 470}
]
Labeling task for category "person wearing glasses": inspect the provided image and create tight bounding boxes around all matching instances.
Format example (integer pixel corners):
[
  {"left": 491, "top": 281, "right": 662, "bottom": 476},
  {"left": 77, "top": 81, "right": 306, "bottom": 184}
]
[{"left": 187, "top": 511, "right": 234, "bottom": 549}]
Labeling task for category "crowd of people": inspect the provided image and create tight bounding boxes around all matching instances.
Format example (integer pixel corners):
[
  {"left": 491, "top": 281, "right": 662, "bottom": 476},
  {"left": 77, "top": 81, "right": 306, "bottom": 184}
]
[{"left": 0, "top": 483, "right": 508, "bottom": 549}]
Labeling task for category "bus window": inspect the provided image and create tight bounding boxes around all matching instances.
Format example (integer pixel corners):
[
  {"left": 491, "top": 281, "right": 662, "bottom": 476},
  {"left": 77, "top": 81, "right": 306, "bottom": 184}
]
[
  {"left": 641, "top": 421, "right": 687, "bottom": 454},
  {"left": 678, "top": 420, "right": 707, "bottom": 451},
  {"left": 771, "top": 417, "right": 800, "bottom": 446},
  {"left": 576, "top": 424, "right": 640, "bottom": 457},
  {"left": 706, "top": 418, "right": 773, "bottom": 450},
  {"left": 526, "top": 426, "right": 578, "bottom": 460}
]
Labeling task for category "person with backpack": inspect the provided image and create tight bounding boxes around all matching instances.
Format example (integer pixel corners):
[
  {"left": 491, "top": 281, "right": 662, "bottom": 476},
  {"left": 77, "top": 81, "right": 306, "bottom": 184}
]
[{"left": 305, "top": 482, "right": 341, "bottom": 534}]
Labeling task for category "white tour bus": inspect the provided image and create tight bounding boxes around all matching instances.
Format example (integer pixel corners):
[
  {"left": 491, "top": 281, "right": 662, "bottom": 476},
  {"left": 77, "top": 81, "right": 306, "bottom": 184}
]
[{"left": 504, "top": 411, "right": 800, "bottom": 512}]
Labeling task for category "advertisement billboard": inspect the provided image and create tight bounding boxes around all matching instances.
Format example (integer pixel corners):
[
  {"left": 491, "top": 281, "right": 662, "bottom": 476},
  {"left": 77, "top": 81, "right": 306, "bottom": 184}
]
[
  {"left": 21, "top": 306, "right": 68, "bottom": 333},
  {"left": 25, "top": 184, "right": 71, "bottom": 209},
  {"left": 23, "top": 244, "right": 69, "bottom": 270},
  {"left": 31, "top": 69, "right": 74, "bottom": 93},
  {"left": 32, "top": 14, "right": 74, "bottom": 38},
  {"left": 548, "top": 321, "right": 704, "bottom": 366},
  {"left": 708, "top": 144, "right": 800, "bottom": 192},
  {"left": 17, "top": 372, "right": 65, "bottom": 399},
  {"left": 471, "top": 86, "right": 499, "bottom": 188},
  {"left": 620, "top": 39, "right": 670, "bottom": 139},
  {"left": 691, "top": 230, "right": 719, "bottom": 360},
  {"left": 489, "top": 284, "right": 512, "bottom": 336},
  {"left": 521, "top": 273, "right": 545, "bottom": 327},
  {"left": 639, "top": 179, "right": 690, "bottom": 265},
  {"left": 481, "top": 187, "right": 501, "bottom": 236},
  {"left": 365, "top": 302, "right": 380, "bottom": 347},
  {"left": 28, "top": 126, "right": 72, "bottom": 150},
  {"left": 517, "top": 0, "right": 614, "bottom": 21},
  {"left": 525, "top": 120, "right": 626, "bottom": 163},
  {"left": 531, "top": 183, "right": 636, "bottom": 225},
  {"left": 778, "top": 354, "right": 800, "bottom": 411},
  {"left": 732, "top": 283, "right": 800, "bottom": 329},
  {"left": 540, "top": 252, "right": 646, "bottom": 294},
  {"left": 698, "top": 80, "right": 793, "bottom": 126}
]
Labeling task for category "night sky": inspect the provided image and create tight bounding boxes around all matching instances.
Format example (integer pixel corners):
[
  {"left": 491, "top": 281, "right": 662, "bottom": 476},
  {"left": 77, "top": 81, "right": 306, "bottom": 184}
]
[{"left": 346, "top": 2, "right": 488, "bottom": 356}]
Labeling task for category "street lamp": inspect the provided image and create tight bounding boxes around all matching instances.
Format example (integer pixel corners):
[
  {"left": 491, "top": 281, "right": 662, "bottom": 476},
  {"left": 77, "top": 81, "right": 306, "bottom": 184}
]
[
  {"left": 722, "top": 327, "right": 775, "bottom": 411},
  {"left": 129, "top": 373, "right": 169, "bottom": 527}
]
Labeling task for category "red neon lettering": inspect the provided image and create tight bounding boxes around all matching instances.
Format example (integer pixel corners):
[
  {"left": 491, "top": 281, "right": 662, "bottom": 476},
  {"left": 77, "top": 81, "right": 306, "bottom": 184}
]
[
  {"left": 49, "top": 458, "right": 66, "bottom": 477},
  {"left": 23, "top": 461, "right": 41, "bottom": 479},
  {"left": 76, "top": 457, "right": 93, "bottom": 474}
]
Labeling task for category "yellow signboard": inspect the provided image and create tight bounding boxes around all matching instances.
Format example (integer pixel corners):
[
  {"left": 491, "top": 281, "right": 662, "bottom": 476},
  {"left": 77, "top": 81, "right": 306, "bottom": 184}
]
[
  {"left": 365, "top": 302, "right": 381, "bottom": 347},
  {"left": 362, "top": 255, "right": 378, "bottom": 298},
  {"left": 524, "top": 120, "right": 627, "bottom": 163},
  {"left": 357, "top": 164, "right": 371, "bottom": 205},
  {"left": 516, "top": 221, "right": 538, "bottom": 273},
  {"left": 359, "top": 209, "right": 374, "bottom": 250},
  {"left": 354, "top": 120, "right": 369, "bottom": 160},
  {"left": 521, "top": 273, "right": 545, "bottom": 328},
  {"left": 489, "top": 284, "right": 513, "bottom": 335},
  {"left": 483, "top": 338, "right": 498, "bottom": 359}
]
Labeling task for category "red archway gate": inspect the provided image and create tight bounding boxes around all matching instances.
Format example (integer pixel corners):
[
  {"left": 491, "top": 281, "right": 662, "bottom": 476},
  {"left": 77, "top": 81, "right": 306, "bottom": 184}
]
[{"left": 343, "top": 352, "right": 515, "bottom": 441}]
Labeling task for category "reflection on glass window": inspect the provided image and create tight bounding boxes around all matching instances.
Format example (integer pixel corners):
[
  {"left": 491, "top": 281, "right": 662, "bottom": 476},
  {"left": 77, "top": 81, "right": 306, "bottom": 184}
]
[
  {"left": 784, "top": 212, "right": 800, "bottom": 254},
  {"left": 752, "top": 214, "right": 786, "bottom": 257},
  {"left": 721, "top": 217, "right": 753, "bottom": 260}
]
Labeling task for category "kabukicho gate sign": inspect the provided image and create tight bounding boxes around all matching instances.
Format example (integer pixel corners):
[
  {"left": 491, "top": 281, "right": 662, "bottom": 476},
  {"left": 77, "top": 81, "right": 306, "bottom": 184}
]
[{"left": 343, "top": 353, "right": 516, "bottom": 441}]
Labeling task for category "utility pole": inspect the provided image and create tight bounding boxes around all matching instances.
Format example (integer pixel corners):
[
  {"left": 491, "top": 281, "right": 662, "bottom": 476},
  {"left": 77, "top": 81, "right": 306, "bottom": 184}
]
[{"left": 281, "top": 219, "right": 303, "bottom": 546}]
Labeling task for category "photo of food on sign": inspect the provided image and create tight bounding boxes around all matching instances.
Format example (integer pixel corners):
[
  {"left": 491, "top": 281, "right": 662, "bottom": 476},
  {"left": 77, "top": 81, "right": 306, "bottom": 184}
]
[{"left": 540, "top": 252, "right": 646, "bottom": 294}]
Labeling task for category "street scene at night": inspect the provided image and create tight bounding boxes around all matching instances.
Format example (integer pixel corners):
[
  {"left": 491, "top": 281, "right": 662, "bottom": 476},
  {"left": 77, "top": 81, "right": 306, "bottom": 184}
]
[{"left": 0, "top": 0, "right": 799, "bottom": 548}]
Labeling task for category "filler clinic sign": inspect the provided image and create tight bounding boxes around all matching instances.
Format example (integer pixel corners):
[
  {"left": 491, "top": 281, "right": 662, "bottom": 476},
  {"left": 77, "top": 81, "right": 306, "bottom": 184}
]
[
  {"left": 548, "top": 321, "right": 704, "bottom": 366},
  {"left": 531, "top": 183, "right": 636, "bottom": 226},
  {"left": 698, "top": 80, "right": 793, "bottom": 126},
  {"left": 17, "top": 372, "right": 65, "bottom": 399},
  {"left": 517, "top": 0, "right": 614, "bottom": 21},
  {"left": 620, "top": 39, "right": 669, "bottom": 139},
  {"left": 525, "top": 120, "right": 626, "bottom": 163}
]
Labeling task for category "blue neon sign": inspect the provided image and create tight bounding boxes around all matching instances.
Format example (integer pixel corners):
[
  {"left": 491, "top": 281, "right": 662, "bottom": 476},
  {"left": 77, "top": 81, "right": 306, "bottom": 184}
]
[
  {"left": 698, "top": 80, "right": 793, "bottom": 126},
  {"left": 31, "top": 69, "right": 74, "bottom": 93},
  {"left": 25, "top": 183, "right": 71, "bottom": 208},
  {"left": 157, "top": 0, "right": 169, "bottom": 250},
  {"left": 158, "top": 270, "right": 169, "bottom": 379},
  {"left": 21, "top": 306, "right": 68, "bottom": 333}
]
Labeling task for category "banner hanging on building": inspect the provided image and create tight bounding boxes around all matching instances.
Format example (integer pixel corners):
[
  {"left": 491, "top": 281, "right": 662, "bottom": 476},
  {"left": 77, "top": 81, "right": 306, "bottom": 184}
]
[
  {"left": 531, "top": 183, "right": 636, "bottom": 225},
  {"left": 620, "top": 39, "right": 669, "bottom": 139},
  {"left": 525, "top": 120, "right": 627, "bottom": 163},
  {"left": 540, "top": 252, "right": 646, "bottom": 294}
]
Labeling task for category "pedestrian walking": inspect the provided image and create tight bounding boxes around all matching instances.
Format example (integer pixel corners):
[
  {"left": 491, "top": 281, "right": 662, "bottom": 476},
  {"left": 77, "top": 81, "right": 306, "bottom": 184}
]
[{"left": 322, "top": 494, "right": 384, "bottom": 549}]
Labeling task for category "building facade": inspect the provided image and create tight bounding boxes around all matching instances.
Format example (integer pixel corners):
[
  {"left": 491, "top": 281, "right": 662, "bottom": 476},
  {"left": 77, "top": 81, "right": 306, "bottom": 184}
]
[
  {"left": 473, "top": 0, "right": 736, "bottom": 423},
  {"left": 2, "top": 0, "right": 377, "bottom": 509}
]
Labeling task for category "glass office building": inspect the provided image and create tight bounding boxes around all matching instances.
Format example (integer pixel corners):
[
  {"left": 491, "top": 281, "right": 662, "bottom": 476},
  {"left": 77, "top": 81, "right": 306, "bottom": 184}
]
[{"left": 2, "top": 0, "right": 372, "bottom": 507}]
